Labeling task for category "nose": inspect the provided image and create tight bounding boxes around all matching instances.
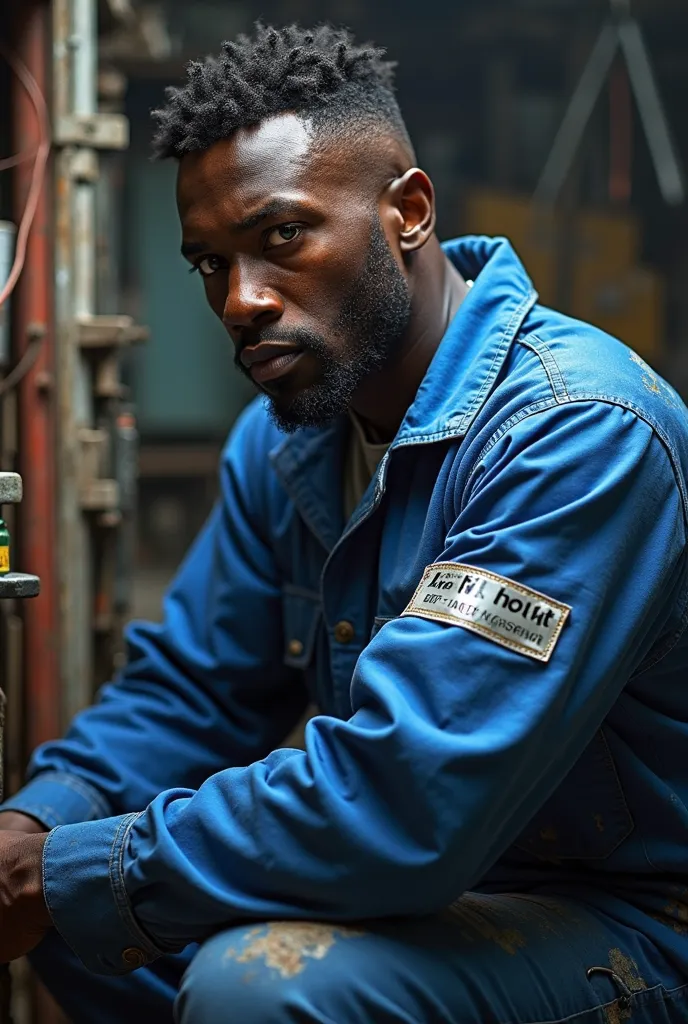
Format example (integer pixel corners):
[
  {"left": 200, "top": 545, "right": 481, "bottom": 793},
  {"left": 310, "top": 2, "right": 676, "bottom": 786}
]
[{"left": 222, "top": 259, "right": 283, "bottom": 341}]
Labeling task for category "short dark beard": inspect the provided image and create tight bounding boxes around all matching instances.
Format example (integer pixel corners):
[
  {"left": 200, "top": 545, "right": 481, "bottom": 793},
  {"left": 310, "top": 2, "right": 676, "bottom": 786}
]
[{"left": 257, "top": 217, "right": 411, "bottom": 433}]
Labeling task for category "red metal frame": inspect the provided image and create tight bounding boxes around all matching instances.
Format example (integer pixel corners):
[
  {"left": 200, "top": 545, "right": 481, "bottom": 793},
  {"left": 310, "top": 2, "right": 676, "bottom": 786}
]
[
  {"left": 12, "top": 11, "right": 66, "bottom": 1020},
  {"left": 12, "top": 0, "right": 61, "bottom": 752}
]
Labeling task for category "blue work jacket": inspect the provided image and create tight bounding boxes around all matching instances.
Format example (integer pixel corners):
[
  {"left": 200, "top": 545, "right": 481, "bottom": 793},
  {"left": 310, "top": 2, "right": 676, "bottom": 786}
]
[{"left": 5, "top": 236, "right": 688, "bottom": 975}]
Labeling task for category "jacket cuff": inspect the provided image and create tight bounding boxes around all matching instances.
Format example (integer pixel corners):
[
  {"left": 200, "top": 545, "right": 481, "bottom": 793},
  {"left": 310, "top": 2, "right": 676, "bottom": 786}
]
[
  {"left": 0, "top": 771, "right": 112, "bottom": 829},
  {"left": 43, "top": 813, "right": 165, "bottom": 975}
]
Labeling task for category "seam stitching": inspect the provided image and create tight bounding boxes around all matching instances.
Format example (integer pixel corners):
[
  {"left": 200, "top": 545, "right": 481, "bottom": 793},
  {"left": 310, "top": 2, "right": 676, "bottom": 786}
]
[{"left": 518, "top": 334, "right": 571, "bottom": 403}]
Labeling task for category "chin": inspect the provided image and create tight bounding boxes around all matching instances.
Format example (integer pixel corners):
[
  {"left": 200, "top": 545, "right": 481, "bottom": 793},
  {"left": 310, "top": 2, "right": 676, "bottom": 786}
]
[{"left": 265, "top": 390, "right": 347, "bottom": 434}]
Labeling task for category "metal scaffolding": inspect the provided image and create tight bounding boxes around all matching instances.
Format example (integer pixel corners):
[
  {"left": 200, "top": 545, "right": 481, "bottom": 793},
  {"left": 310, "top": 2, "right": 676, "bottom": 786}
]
[
  {"left": 4, "top": 2, "right": 143, "bottom": 1016},
  {"left": 52, "top": 0, "right": 143, "bottom": 724}
]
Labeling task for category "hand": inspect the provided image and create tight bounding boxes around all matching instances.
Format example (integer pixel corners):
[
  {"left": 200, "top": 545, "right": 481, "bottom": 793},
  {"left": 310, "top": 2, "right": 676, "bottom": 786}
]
[
  {"left": 0, "top": 811, "right": 47, "bottom": 834},
  {"left": 0, "top": 831, "right": 52, "bottom": 962}
]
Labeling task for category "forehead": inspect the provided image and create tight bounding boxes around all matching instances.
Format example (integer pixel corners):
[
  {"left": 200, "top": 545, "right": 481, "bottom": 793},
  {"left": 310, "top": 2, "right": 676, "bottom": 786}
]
[{"left": 176, "top": 112, "right": 362, "bottom": 227}]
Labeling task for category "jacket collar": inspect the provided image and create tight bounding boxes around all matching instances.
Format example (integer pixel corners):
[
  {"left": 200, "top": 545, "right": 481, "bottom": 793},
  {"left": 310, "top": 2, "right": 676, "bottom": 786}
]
[
  {"left": 270, "top": 236, "right": 537, "bottom": 550},
  {"left": 396, "top": 235, "right": 537, "bottom": 442}
]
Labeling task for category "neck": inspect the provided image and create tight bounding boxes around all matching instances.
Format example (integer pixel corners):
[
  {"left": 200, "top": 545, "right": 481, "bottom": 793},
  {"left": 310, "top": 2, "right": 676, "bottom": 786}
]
[{"left": 349, "top": 237, "right": 468, "bottom": 441}]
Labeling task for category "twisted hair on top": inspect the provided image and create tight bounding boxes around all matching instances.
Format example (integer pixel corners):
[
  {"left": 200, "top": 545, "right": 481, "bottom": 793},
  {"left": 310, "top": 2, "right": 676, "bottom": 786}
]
[{"left": 151, "top": 22, "right": 412, "bottom": 159}]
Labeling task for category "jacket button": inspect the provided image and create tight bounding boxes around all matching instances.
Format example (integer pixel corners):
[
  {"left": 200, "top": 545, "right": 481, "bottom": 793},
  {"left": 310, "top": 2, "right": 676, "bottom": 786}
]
[
  {"left": 334, "top": 620, "right": 355, "bottom": 644},
  {"left": 288, "top": 638, "right": 304, "bottom": 657},
  {"left": 122, "top": 947, "right": 146, "bottom": 969}
]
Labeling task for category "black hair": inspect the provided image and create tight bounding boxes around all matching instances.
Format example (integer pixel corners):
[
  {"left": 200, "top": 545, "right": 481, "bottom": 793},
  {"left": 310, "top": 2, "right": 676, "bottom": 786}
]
[{"left": 151, "top": 22, "right": 413, "bottom": 160}]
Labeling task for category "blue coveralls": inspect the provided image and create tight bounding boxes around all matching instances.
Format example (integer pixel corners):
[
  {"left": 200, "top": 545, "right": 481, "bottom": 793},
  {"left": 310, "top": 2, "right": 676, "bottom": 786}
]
[{"left": 5, "top": 236, "right": 688, "bottom": 1023}]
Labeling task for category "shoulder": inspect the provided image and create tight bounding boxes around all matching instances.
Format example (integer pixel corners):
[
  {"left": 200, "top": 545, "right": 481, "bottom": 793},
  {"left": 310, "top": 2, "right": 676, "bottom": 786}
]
[
  {"left": 464, "top": 307, "right": 688, "bottom": 524},
  {"left": 516, "top": 305, "right": 687, "bottom": 432},
  {"left": 480, "top": 304, "right": 688, "bottom": 486}
]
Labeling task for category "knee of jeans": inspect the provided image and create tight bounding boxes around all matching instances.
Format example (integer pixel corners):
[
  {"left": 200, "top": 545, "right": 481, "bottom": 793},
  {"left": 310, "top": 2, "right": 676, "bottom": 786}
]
[{"left": 175, "top": 921, "right": 368, "bottom": 1024}]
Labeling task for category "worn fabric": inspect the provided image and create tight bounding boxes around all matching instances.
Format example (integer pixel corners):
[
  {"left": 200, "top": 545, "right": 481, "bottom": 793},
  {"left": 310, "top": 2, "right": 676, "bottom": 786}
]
[
  {"left": 29, "top": 892, "right": 688, "bottom": 1023},
  {"left": 3, "top": 238, "right": 688, "bottom": 1003}
]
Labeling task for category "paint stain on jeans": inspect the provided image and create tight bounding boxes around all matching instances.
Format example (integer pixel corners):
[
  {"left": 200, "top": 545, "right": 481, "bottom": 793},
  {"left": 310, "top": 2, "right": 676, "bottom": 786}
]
[
  {"left": 658, "top": 900, "right": 688, "bottom": 936},
  {"left": 593, "top": 949, "right": 647, "bottom": 1024},
  {"left": 608, "top": 949, "right": 647, "bottom": 993},
  {"left": 225, "top": 922, "right": 365, "bottom": 979}
]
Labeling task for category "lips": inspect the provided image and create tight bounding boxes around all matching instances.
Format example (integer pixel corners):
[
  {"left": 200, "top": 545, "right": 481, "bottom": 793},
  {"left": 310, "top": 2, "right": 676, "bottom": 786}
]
[{"left": 240, "top": 341, "right": 304, "bottom": 385}]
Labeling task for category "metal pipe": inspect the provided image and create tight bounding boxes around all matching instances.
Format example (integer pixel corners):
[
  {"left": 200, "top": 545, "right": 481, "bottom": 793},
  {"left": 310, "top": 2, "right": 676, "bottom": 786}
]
[
  {"left": 0, "top": 224, "right": 16, "bottom": 367},
  {"left": 72, "top": 0, "right": 97, "bottom": 324},
  {"left": 11, "top": 0, "right": 60, "bottom": 753},
  {"left": 618, "top": 18, "right": 685, "bottom": 205},
  {"left": 534, "top": 23, "right": 619, "bottom": 206},
  {"left": 53, "top": 0, "right": 95, "bottom": 719},
  {"left": 15, "top": 15, "right": 74, "bottom": 1017}
]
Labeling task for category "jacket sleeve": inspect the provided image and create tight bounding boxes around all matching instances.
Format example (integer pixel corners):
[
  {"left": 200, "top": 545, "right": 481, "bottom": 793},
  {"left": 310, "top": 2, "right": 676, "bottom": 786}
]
[
  {"left": 41, "top": 401, "right": 687, "bottom": 975},
  {"left": 1, "top": 401, "right": 308, "bottom": 829}
]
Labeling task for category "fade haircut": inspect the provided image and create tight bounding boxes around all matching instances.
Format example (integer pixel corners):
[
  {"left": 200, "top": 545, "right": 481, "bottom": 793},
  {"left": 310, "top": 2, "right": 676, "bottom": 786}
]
[{"left": 151, "top": 23, "right": 413, "bottom": 160}]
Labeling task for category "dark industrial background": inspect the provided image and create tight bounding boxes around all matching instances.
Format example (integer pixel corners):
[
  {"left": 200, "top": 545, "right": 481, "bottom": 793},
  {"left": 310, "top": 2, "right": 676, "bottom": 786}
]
[{"left": 0, "top": 0, "right": 687, "bottom": 1019}]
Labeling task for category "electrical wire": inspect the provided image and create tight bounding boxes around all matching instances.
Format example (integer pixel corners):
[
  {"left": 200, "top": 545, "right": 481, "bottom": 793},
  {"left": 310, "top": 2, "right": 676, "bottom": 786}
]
[
  {"left": 0, "top": 147, "right": 38, "bottom": 172},
  {"left": 0, "top": 42, "right": 51, "bottom": 311},
  {"left": 0, "top": 336, "right": 44, "bottom": 397},
  {"left": 0, "top": 42, "right": 51, "bottom": 398}
]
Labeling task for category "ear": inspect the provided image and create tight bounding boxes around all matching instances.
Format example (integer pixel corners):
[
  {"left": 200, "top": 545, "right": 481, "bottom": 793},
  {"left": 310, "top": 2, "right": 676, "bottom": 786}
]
[{"left": 384, "top": 168, "right": 436, "bottom": 254}]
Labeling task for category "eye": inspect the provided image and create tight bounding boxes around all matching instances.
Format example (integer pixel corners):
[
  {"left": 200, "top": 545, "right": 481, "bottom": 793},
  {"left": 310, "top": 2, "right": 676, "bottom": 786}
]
[
  {"left": 265, "top": 223, "right": 303, "bottom": 249},
  {"left": 190, "top": 254, "right": 225, "bottom": 278}
]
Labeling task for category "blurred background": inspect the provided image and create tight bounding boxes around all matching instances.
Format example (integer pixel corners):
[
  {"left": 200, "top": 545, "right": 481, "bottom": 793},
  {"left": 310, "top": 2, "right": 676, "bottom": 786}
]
[{"left": 0, "top": 0, "right": 687, "bottom": 1018}]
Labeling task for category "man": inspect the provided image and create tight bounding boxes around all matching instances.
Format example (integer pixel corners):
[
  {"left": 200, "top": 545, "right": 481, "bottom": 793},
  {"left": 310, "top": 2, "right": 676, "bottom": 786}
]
[{"left": 0, "top": 21, "right": 687, "bottom": 1023}]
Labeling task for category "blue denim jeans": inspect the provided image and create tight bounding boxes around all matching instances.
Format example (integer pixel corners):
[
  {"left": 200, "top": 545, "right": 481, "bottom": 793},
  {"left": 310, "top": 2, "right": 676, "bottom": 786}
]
[{"left": 29, "top": 892, "right": 688, "bottom": 1024}]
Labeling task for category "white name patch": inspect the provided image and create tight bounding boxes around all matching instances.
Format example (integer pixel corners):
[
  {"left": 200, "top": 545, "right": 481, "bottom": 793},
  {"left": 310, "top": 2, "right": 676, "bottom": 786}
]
[{"left": 402, "top": 563, "right": 571, "bottom": 663}]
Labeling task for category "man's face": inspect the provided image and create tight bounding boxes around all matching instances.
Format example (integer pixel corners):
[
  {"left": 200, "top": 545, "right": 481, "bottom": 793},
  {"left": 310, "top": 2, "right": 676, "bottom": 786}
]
[{"left": 177, "top": 114, "right": 411, "bottom": 432}]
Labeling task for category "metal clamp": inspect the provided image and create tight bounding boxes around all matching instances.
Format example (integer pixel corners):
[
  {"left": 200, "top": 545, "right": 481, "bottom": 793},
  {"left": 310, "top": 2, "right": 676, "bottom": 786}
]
[
  {"left": 76, "top": 314, "right": 149, "bottom": 349},
  {"left": 0, "top": 474, "right": 40, "bottom": 599},
  {"left": 54, "top": 112, "right": 129, "bottom": 150}
]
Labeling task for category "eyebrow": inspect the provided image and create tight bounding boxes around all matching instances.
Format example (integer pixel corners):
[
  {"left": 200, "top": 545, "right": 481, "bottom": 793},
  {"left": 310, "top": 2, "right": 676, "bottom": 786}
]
[
  {"left": 180, "top": 198, "right": 306, "bottom": 258},
  {"left": 180, "top": 240, "right": 210, "bottom": 258},
  {"left": 234, "top": 198, "right": 301, "bottom": 232}
]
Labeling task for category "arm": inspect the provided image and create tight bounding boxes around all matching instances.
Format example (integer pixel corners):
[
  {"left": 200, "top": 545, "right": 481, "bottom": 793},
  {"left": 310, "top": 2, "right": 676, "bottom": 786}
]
[
  {"left": 0, "top": 813, "right": 46, "bottom": 833},
  {"left": 40, "top": 402, "right": 687, "bottom": 973},
  {"left": 0, "top": 401, "right": 308, "bottom": 830}
]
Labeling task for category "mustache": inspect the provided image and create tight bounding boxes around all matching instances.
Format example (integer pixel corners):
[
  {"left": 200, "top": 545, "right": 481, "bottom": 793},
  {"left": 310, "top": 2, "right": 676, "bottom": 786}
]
[{"left": 233, "top": 325, "right": 327, "bottom": 367}]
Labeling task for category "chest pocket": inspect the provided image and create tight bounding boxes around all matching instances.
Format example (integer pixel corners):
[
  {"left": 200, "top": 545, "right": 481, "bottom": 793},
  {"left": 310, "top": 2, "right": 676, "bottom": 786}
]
[
  {"left": 282, "top": 584, "right": 322, "bottom": 670},
  {"left": 513, "top": 729, "right": 634, "bottom": 861}
]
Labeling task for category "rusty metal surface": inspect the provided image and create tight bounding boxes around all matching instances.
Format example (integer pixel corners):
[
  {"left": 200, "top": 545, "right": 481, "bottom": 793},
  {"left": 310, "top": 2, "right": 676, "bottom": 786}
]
[
  {"left": 53, "top": 0, "right": 141, "bottom": 721},
  {"left": 76, "top": 313, "right": 148, "bottom": 347},
  {"left": 53, "top": 0, "right": 95, "bottom": 722},
  {"left": 55, "top": 112, "right": 129, "bottom": 149},
  {"left": 12, "top": 0, "right": 61, "bottom": 754},
  {"left": 11, "top": 6, "right": 63, "bottom": 1021}
]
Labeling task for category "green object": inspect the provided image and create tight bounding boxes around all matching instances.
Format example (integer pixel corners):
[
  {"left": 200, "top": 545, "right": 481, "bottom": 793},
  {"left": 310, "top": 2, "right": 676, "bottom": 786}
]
[{"left": 0, "top": 518, "right": 10, "bottom": 575}]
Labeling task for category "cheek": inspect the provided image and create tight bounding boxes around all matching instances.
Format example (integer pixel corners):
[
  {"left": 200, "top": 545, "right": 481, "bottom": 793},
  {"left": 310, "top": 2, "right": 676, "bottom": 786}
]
[
  {"left": 293, "top": 238, "right": 365, "bottom": 311},
  {"left": 309, "top": 227, "right": 365, "bottom": 280}
]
